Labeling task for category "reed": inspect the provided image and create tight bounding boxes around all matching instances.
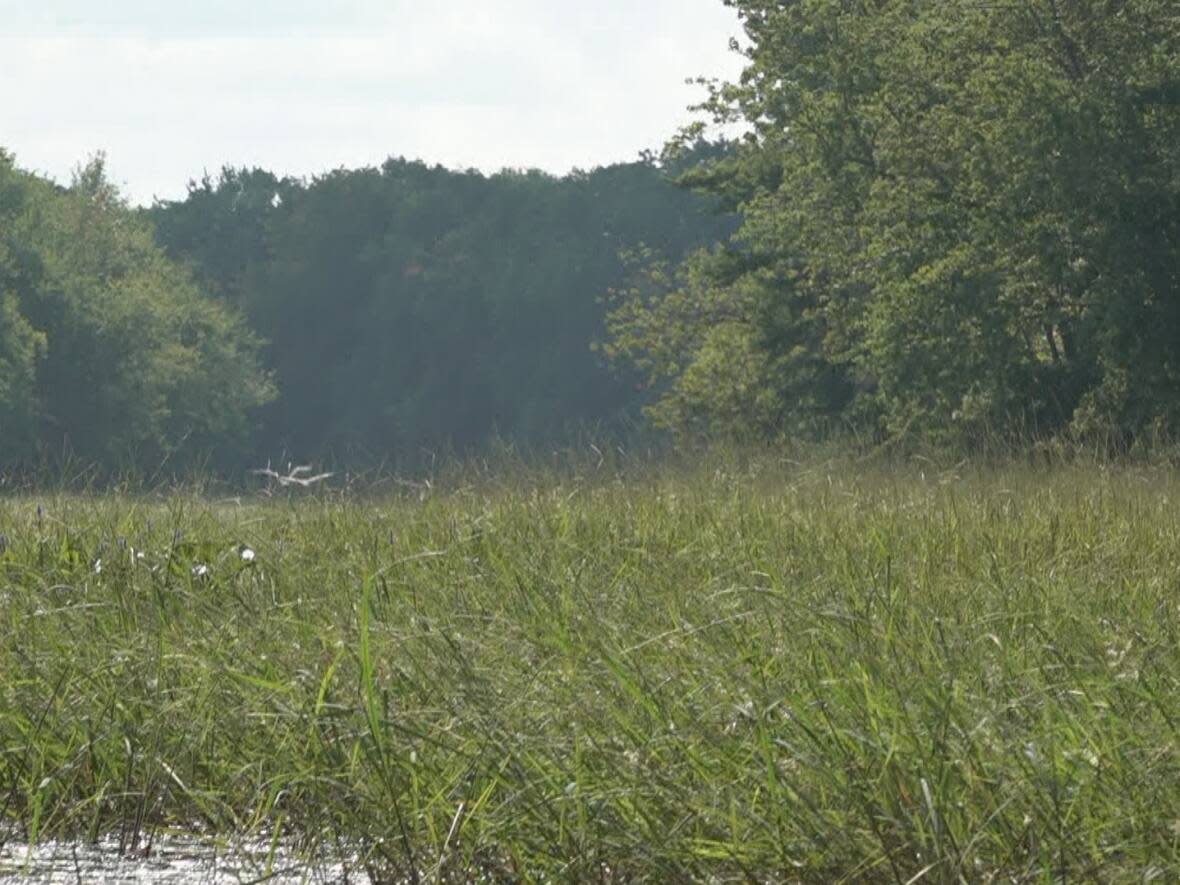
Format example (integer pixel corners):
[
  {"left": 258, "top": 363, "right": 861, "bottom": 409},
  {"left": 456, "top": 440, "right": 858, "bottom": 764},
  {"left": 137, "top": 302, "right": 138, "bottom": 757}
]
[{"left": 2, "top": 455, "right": 1179, "bottom": 881}]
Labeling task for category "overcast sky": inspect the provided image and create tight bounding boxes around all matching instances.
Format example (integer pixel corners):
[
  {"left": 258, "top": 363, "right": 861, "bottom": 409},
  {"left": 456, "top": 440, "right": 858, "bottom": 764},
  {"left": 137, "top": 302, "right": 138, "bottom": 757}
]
[{"left": 1, "top": 1, "right": 744, "bottom": 205}]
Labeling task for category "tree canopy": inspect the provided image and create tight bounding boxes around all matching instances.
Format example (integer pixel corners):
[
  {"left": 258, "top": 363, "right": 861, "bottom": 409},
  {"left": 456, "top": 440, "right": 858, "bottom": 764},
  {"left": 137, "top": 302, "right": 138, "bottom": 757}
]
[
  {"left": 0, "top": 152, "right": 272, "bottom": 471},
  {"left": 6, "top": 0, "right": 1180, "bottom": 473},
  {"left": 607, "top": 0, "right": 1180, "bottom": 448},
  {"left": 0, "top": 148, "right": 726, "bottom": 476},
  {"left": 152, "top": 157, "right": 730, "bottom": 462}
]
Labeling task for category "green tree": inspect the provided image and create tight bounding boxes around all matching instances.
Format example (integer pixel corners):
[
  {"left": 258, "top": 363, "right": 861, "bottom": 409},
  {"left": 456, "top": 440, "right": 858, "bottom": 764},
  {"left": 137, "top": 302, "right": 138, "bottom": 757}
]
[
  {"left": 608, "top": 0, "right": 1180, "bottom": 447},
  {"left": 150, "top": 167, "right": 291, "bottom": 307},
  {"left": 0, "top": 152, "right": 46, "bottom": 460},
  {"left": 1, "top": 153, "right": 274, "bottom": 470},
  {"left": 154, "top": 156, "right": 730, "bottom": 461}
]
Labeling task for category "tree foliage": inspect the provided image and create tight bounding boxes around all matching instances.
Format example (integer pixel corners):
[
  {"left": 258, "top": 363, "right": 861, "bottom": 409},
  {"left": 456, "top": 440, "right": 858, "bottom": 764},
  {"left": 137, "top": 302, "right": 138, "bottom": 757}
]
[
  {"left": 0, "top": 152, "right": 273, "bottom": 470},
  {"left": 607, "top": 0, "right": 1180, "bottom": 447},
  {"left": 153, "top": 158, "right": 730, "bottom": 460},
  {"left": 10, "top": 0, "right": 1176, "bottom": 469}
]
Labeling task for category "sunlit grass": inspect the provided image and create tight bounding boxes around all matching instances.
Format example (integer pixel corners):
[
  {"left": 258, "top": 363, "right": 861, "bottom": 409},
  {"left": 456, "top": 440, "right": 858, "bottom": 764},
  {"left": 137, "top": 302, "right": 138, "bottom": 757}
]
[{"left": 2, "top": 455, "right": 1180, "bottom": 881}]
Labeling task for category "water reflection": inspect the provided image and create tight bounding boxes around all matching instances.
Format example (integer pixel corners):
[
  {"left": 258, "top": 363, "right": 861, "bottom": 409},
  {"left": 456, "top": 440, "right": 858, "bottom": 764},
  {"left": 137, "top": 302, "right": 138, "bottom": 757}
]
[{"left": 0, "top": 836, "right": 373, "bottom": 883}]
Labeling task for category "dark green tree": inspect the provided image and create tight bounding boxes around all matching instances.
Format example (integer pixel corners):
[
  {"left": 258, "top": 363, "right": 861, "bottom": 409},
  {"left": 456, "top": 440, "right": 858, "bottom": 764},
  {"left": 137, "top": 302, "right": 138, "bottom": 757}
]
[
  {"left": 154, "top": 156, "right": 731, "bottom": 461},
  {"left": 0, "top": 152, "right": 45, "bottom": 460},
  {"left": 608, "top": 0, "right": 1180, "bottom": 447},
  {"left": 151, "top": 167, "right": 292, "bottom": 307},
  {"left": 0, "top": 152, "right": 274, "bottom": 470}
]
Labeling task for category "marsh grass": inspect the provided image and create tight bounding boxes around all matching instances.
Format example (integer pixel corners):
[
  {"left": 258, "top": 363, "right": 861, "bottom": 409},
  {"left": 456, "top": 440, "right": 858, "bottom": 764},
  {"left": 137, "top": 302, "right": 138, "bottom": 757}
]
[{"left": 2, "top": 455, "right": 1180, "bottom": 881}]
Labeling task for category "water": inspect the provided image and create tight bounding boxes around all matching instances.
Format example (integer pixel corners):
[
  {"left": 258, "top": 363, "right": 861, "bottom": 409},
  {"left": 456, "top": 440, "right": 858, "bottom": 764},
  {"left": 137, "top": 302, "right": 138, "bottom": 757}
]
[{"left": 0, "top": 836, "right": 375, "bottom": 883}]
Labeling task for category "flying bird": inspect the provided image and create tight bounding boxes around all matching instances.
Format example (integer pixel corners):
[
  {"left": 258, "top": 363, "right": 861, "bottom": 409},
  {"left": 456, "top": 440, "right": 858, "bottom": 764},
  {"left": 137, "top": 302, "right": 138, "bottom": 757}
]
[{"left": 252, "top": 462, "right": 334, "bottom": 488}]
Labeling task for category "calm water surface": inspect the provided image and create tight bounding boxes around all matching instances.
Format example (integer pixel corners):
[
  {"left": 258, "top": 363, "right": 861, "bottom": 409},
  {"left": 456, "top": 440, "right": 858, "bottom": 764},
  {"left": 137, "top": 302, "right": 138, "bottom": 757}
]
[{"left": 0, "top": 836, "right": 375, "bottom": 883}]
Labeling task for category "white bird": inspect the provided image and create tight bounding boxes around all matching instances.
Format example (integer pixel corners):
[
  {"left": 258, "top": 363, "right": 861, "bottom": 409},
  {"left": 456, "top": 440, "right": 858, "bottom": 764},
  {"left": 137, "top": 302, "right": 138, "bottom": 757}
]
[{"left": 252, "top": 462, "right": 334, "bottom": 488}]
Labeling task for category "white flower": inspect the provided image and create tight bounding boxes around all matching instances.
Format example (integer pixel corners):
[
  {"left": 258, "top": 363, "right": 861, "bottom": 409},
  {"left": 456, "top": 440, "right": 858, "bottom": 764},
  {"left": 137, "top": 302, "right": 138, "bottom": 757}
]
[
  {"left": 93, "top": 559, "right": 102, "bottom": 574},
  {"left": 192, "top": 563, "right": 210, "bottom": 578},
  {"left": 239, "top": 546, "right": 256, "bottom": 562}
]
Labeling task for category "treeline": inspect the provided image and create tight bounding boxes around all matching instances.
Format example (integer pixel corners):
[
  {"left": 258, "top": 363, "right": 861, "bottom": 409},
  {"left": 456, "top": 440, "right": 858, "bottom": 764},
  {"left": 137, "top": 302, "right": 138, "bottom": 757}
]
[
  {"left": 0, "top": 152, "right": 272, "bottom": 471},
  {"left": 152, "top": 155, "right": 731, "bottom": 463},
  {"left": 0, "top": 149, "right": 730, "bottom": 473},
  {"left": 608, "top": 0, "right": 1180, "bottom": 450},
  {"left": 5, "top": 0, "right": 1177, "bottom": 474}
]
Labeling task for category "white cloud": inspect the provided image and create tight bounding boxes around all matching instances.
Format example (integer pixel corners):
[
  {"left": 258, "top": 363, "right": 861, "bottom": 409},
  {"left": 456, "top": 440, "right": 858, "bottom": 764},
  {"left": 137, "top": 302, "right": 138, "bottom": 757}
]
[{"left": 0, "top": 1, "right": 743, "bottom": 204}]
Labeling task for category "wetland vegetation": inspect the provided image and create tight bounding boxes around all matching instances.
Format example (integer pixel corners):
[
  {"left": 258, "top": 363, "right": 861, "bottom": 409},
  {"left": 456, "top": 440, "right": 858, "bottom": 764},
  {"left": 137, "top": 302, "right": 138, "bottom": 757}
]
[
  {"left": 3, "top": 453, "right": 1180, "bottom": 880},
  {"left": 2, "top": 1, "right": 1179, "bottom": 879}
]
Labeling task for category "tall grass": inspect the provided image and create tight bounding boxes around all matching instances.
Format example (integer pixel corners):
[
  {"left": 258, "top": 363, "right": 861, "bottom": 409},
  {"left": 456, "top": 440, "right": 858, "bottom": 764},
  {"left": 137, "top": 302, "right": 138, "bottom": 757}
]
[{"left": 2, "top": 455, "right": 1180, "bottom": 881}]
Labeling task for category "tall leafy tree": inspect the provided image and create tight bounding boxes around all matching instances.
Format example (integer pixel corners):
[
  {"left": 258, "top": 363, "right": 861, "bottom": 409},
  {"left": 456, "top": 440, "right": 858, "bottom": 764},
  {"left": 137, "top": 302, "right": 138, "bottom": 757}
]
[
  {"left": 608, "top": 0, "right": 1180, "bottom": 446},
  {"left": 151, "top": 167, "right": 291, "bottom": 308},
  {"left": 0, "top": 152, "right": 274, "bottom": 470},
  {"left": 154, "top": 157, "right": 731, "bottom": 460},
  {"left": 0, "top": 152, "right": 45, "bottom": 460}
]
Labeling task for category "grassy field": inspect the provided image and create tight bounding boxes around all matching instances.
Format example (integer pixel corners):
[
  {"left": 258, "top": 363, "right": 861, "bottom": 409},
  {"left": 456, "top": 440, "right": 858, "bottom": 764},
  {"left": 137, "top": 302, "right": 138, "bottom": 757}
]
[{"left": 2, "top": 455, "right": 1180, "bottom": 881}]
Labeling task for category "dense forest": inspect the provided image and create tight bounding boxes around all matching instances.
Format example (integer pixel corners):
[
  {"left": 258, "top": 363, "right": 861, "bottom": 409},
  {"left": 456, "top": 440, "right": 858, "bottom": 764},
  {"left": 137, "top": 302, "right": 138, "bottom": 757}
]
[
  {"left": 2, "top": 0, "right": 1178, "bottom": 474},
  {"left": 0, "top": 152, "right": 729, "bottom": 472},
  {"left": 151, "top": 156, "right": 732, "bottom": 463},
  {"left": 609, "top": 0, "right": 1180, "bottom": 448},
  {"left": 0, "top": 153, "right": 273, "bottom": 471}
]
